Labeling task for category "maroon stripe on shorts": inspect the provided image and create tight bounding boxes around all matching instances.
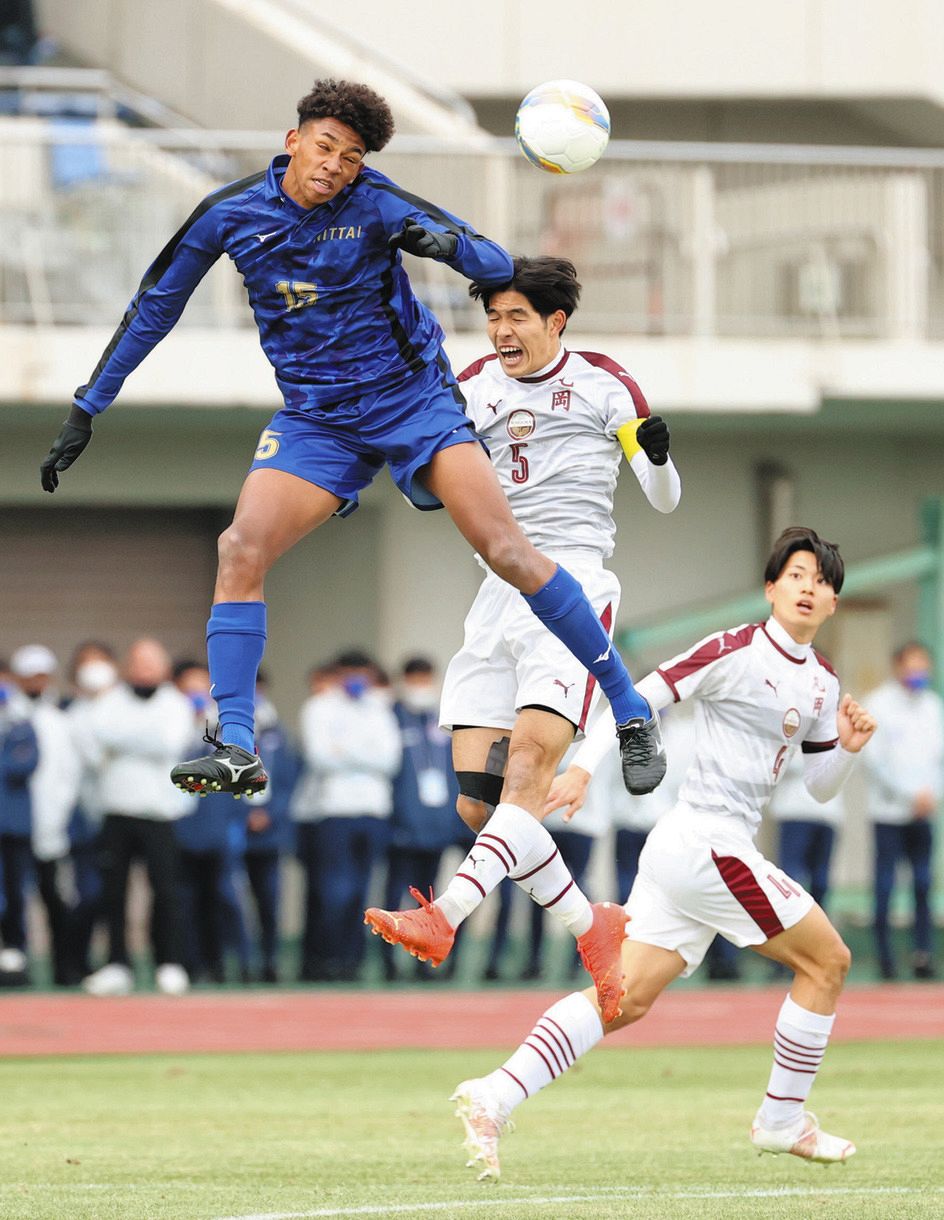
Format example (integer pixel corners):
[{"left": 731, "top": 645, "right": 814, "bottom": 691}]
[
  {"left": 455, "top": 871, "right": 487, "bottom": 899},
  {"left": 578, "top": 602, "right": 613, "bottom": 732},
  {"left": 711, "top": 850, "right": 784, "bottom": 939}
]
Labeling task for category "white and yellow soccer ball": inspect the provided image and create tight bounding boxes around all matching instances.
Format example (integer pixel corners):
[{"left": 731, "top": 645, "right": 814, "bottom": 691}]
[{"left": 514, "top": 79, "right": 610, "bottom": 174}]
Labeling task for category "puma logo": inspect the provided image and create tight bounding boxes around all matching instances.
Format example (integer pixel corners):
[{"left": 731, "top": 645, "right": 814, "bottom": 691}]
[
  {"left": 765, "top": 678, "right": 779, "bottom": 696},
  {"left": 486, "top": 400, "right": 502, "bottom": 414},
  {"left": 553, "top": 679, "right": 575, "bottom": 696}
]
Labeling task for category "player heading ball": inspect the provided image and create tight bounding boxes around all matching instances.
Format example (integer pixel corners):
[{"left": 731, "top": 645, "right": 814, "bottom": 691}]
[{"left": 39, "top": 80, "right": 664, "bottom": 799}]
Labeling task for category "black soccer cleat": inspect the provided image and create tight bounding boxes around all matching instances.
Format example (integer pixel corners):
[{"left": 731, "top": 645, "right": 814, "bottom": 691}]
[
  {"left": 616, "top": 712, "right": 667, "bottom": 795},
  {"left": 170, "top": 732, "right": 268, "bottom": 799}
]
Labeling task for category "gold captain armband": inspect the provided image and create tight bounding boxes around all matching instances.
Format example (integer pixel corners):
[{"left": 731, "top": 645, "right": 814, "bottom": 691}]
[{"left": 616, "top": 419, "right": 645, "bottom": 461}]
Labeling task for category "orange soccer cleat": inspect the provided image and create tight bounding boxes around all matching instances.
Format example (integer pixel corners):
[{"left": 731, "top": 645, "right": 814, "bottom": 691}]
[
  {"left": 364, "top": 886, "right": 456, "bottom": 967},
  {"left": 576, "top": 901, "right": 628, "bottom": 1024}
]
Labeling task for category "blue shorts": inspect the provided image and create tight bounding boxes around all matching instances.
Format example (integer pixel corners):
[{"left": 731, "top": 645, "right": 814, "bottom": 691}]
[{"left": 249, "top": 355, "right": 477, "bottom": 514}]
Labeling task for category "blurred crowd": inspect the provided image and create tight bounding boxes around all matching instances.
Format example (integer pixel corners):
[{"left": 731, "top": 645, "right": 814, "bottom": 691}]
[{"left": 0, "top": 636, "right": 940, "bottom": 993}]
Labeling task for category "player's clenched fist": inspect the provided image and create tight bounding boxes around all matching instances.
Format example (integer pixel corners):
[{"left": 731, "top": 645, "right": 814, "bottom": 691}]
[
  {"left": 40, "top": 406, "right": 93, "bottom": 493},
  {"left": 837, "top": 693, "right": 877, "bottom": 753},
  {"left": 388, "top": 223, "right": 458, "bottom": 260}
]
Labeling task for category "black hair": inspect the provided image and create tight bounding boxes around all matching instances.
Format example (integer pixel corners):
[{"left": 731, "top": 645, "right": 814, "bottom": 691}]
[
  {"left": 334, "top": 648, "right": 376, "bottom": 670},
  {"left": 296, "top": 79, "right": 394, "bottom": 152},
  {"left": 469, "top": 256, "right": 582, "bottom": 328},
  {"left": 764, "top": 526, "right": 845, "bottom": 593},
  {"left": 401, "top": 656, "right": 434, "bottom": 676},
  {"left": 172, "top": 658, "right": 206, "bottom": 682}
]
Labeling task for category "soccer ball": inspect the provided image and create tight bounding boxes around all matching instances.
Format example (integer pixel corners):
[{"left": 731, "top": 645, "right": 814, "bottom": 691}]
[{"left": 515, "top": 80, "right": 610, "bottom": 174}]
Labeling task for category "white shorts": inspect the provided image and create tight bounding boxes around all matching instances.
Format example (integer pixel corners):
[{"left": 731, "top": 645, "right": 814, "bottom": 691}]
[
  {"left": 625, "top": 806, "right": 814, "bottom": 978},
  {"left": 439, "top": 554, "right": 620, "bottom": 735}
]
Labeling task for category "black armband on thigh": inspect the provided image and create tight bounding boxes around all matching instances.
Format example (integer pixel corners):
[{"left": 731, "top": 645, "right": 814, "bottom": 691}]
[{"left": 456, "top": 770, "right": 505, "bottom": 810}]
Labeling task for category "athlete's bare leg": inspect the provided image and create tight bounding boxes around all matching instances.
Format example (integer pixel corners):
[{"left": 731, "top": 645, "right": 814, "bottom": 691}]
[
  {"left": 452, "top": 708, "right": 576, "bottom": 829},
  {"left": 214, "top": 468, "right": 342, "bottom": 602},
  {"left": 421, "top": 442, "right": 553, "bottom": 593},
  {"left": 582, "top": 938, "right": 687, "bottom": 1030},
  {"left": 751, "top": 903, "right": 851, "bottom": 1013}
]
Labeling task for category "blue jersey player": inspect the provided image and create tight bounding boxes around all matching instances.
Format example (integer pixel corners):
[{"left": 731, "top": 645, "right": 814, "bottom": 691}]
[{"left": 39, "top": 79, "right": 665, "bottom": 800}]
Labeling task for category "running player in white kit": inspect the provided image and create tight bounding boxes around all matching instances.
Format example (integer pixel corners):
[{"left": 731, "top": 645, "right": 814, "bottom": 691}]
[
  {"left": 365, "top": 257, "right": 680, "bottom": 1022},
  {"left": 450, "top": 527, "right": 876, "bottom": 1179}
]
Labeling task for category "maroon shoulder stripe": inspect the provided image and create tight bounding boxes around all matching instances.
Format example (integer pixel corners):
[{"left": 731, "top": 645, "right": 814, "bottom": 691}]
[
  {"left": 658, "top": 623, "right": 760, "bottom": 697},
  {"left": 457, "top": 353, "right": 498, "bottom": 382},
  {"left": 711, "top": 850, "right": 784, "bottom": 939},
  {"left": 576, "top": 351, "right": 651, "bottom": 418}
]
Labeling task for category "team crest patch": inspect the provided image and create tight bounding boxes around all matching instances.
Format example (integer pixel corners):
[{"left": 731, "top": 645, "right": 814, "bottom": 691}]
[
  {"left": 782, "top": 708, "right": 801, "bottom": 738},
  {"left": 507, "top": 409, "right": 536, "bottom": 439},
  {"left": 552, "top": 389, "right": 572, "bottom": 411}
]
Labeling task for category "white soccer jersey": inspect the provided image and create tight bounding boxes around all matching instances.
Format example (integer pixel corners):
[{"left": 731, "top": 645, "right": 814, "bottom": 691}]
[
  {"left": 647, "top": 616, "right": 842, "bottom": 833},
  {"left": 458, "top": 347, "right": 675, "bottom": 557}
]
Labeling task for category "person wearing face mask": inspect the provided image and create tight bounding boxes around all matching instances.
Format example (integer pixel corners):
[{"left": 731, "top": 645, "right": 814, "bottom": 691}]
[
  {"left": 291, "top": 650, "right": 401, "bottom": 981},
  {"left": 379, "top": 657, "right": 460, "bottom": 982},
  {"left": 81, "top": 637, "right": 194, "bottom": 997},
  {"left": 0, "top": 645, "right": 80, "bottom": 986},
  {"left": 63, "top": 641, "right": 120, "bottom": 983},
  {"left": 862, "top": 642, "right": 944, "bottom": 980}
]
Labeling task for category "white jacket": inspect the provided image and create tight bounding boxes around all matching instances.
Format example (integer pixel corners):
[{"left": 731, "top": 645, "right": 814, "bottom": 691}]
[
  {"left": 3, "top": 693, "right": 82, "bottom": 861},
  {"left": 861, "top": 680, "right": 944, "bottom": 825},
  {"left": 291, "top": 688, "right": 402, "bottom": 821},
  {"left": 85, "top": 683, "right": 195, "bottom": 820}
]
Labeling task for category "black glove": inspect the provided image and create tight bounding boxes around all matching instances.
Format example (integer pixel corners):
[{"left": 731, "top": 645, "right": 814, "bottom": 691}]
[
  {"left": 636, "top": 415, "right": 670, "bottom": 466},
  {"left": 388, "top": 223, "right": 458, "bottom": 260},
  {"left": 40, "top": 405, "right": 93, "bottom": 493}
]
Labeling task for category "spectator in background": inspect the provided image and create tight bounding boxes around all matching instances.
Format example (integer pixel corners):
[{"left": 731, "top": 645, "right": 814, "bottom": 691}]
[
  {"left": 381, "top": 657, "right": 459, "bottom": 982},
  {"left": 0, "top": 645, "right": 80, "bottom": 986},
  {"left": 64, "top": 641, "right": 120, "bottom": 982},
  {"left": 863, "top": 642, "right": 944, "bottom": 980},
  {"left": 243, "top": 669, "right": 299, "bottom": 983},
  {"left": 82, "top": 638, "right": 193, "bottom": 997},
  {"left": 292, "top": 650, "right": 401, "bottom": 981}
]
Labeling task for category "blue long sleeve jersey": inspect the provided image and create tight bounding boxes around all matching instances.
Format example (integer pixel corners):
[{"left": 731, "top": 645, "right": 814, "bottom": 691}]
[{"left": 75, "top": 155, "right": 514, "bottom": 415}]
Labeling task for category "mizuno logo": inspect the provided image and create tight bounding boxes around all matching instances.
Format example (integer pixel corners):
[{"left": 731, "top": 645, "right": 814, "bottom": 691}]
[
  {"left": 256, "top": 231, "right": 279, "bottom": 243},
  {"left": 220, "top": 758, "right": 256, "bottom": 782},
  {"left": 594, "top": 643, "right": 612, "bottom": 664}
]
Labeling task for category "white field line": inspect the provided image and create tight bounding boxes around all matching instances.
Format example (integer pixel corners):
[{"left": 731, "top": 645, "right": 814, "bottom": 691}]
[{"left": 215, "top": 1184, "right": 944, "bottom": 1220}]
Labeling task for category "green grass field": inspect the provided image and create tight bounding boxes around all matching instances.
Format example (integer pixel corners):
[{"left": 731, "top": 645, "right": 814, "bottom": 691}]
[{"left": 0, "top": 1041, "right": 941, "bottom": 1220}]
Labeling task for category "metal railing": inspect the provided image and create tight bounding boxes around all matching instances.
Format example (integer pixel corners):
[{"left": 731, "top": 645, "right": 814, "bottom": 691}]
[{"left": 3, "top": 113, "right": 944, "bottom": 339}]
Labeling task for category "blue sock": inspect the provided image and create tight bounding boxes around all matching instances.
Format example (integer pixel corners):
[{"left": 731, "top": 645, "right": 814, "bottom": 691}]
[
  {"left": 206, "top": 601, "right": 267, "bottom": 753},
  {"left": 522, "top": 566, "right": 649, "bottom": 724}
]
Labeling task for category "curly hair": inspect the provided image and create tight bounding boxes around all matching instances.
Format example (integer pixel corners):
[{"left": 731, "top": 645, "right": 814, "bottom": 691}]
[
  {"left": 296, "top": 79, "right": 395, "bottom": 152},
  {"left": 469, "top": 256, "right": 582, "bottom": 323}
]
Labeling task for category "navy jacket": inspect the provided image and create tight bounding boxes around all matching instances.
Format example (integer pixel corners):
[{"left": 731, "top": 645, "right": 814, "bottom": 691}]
[
  {"left": 390, "top": 704, "right": 459, "bottom": 853},
  {"left": 0, "top": 718, "right": 40, "bottom": 838}
]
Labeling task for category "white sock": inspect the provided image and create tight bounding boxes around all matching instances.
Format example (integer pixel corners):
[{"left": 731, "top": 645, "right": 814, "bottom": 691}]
[
  {"left": 435, "top": 803, "right": 590, "bottom": 934},
  {"left": 510, "top": 846, "right": 593, "bottom": 935},
  {"left": 484, "top": 992, "right": 604, "bottom": 1114},
  {"left": 756, "top": 993, "right": 835, "bottom": 1130}
]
